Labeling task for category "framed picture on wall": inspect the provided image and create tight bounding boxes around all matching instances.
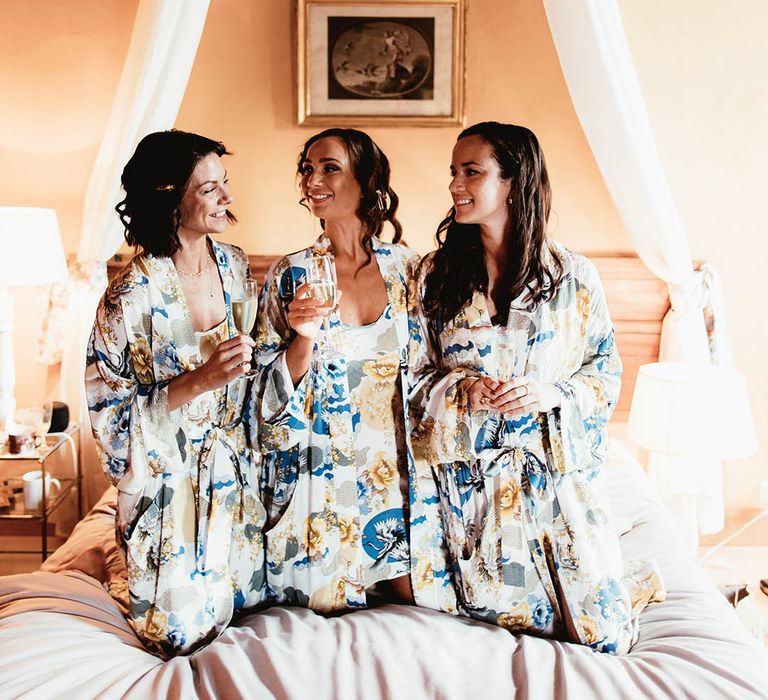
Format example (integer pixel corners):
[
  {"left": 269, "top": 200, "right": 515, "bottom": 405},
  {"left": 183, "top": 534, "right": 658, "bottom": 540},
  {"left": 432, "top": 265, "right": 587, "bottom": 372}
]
[{"left": 297, "top": 0, "right": 466, "bottom": 126}]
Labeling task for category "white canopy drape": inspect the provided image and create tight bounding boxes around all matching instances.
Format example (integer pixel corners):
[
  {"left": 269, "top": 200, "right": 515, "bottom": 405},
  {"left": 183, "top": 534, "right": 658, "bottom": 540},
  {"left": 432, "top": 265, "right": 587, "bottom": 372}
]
[
  {"left": 543, "top": 0, "right": 730, "bottom": 535},
  {"left": 56, "top": 0, "right": 210, "bottom": 509}
]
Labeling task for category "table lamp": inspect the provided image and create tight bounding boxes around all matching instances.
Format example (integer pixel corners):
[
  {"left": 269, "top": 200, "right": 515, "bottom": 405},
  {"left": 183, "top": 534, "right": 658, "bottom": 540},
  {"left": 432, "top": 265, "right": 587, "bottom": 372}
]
[
  {"left": 627, "top": 361, "right": 758, "bottom": 550},
  {"left": 0, "top": 207, "right": 68, "bottom": 428}
]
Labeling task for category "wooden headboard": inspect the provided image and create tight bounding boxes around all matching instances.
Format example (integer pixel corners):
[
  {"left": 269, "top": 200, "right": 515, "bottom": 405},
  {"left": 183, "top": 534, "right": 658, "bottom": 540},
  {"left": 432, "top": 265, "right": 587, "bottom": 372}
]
[{"left": 107, "top": 251, "right": 668, "bottom": 421}]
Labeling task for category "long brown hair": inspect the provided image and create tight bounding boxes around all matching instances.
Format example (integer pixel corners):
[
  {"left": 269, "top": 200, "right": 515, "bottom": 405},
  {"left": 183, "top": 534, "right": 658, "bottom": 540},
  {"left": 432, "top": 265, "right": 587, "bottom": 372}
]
[
  {"left": 297, "top": 128, "right": 402, "bottom": 252},
  {"left": 421, "top": 122, "right": 563, "bottom": 326}
]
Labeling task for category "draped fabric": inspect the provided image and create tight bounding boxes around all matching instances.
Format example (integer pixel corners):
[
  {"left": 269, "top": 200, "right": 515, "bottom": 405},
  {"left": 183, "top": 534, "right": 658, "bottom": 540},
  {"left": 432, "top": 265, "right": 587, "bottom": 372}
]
[
  {"left": 48, "top": 0, "right": 210, "bottom": 510},
  {"left": 543, "top": 0, "right": 732, "bottom": 534}
]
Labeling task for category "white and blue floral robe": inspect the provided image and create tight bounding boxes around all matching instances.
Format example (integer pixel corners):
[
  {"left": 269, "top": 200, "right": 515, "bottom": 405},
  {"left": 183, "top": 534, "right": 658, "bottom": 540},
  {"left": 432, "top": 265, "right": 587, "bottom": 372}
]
[
  {"left": 85, "top": 240, "right": 266, "bottom": 657},
  {"left": 254, "top": 235, "right": 456, "bottom": 613},
  {"left": 410, "top": 244, "right": 653, "bottom": 654}
]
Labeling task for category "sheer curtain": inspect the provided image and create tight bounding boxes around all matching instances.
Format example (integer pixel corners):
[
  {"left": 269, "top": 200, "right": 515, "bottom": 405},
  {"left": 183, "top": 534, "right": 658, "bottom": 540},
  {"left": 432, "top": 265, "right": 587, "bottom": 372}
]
[
  {"left": 543, "top": 0, "right": 730, "bottom": 534},
  {"left": 57, "top": 0, "right": 210, "bottom": 509}
]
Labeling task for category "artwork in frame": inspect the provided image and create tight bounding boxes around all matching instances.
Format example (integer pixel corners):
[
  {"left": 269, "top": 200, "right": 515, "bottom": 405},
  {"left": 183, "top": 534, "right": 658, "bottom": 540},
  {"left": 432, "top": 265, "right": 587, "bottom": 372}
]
[{"left": 297, "top": 0, "right": 466, "bottom": 126}]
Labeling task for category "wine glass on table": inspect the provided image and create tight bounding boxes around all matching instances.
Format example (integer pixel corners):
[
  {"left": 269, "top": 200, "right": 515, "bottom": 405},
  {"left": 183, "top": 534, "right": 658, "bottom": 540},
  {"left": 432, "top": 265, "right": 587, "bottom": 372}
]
[
  {"left": 231, "top": 279, "right": 259, "bottom": 377},
  {"left": 304, "top": 253, "right": 340, "bottom": 361}
]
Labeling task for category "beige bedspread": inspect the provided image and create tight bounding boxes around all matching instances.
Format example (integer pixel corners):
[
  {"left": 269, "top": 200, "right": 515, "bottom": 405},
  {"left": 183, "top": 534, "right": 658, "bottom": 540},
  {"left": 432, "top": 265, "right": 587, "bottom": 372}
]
[{"left": 1, "top": 443, "right": 766, "bottom": 699}]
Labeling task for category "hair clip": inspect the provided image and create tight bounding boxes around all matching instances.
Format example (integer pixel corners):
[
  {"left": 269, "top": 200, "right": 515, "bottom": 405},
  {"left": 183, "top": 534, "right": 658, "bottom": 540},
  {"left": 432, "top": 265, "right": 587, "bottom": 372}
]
[
  {"left": 155, "top": 184, "right": 176, "bottom": 191},
  {"left": 376, "top": 189, "right": 386, "bottom": 212}
]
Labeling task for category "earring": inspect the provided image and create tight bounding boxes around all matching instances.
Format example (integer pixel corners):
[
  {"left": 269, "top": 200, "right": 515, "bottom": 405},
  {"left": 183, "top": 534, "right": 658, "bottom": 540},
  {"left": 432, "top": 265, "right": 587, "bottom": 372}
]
[
  {"left": 507, "top": 196, "right": 513, "bottom": 204},
  {"left": 376, "top": 189, "right": 387, "bottom": 212}
]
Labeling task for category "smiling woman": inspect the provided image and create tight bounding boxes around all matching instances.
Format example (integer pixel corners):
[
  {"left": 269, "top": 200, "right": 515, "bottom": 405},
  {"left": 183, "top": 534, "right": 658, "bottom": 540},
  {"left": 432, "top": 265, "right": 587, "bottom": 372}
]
[
  {"left": 254, "top": 128, "right": 456, "bottom": 615},
  {"left": 85, "top": 130, "right": 267, "bottom": 657}
]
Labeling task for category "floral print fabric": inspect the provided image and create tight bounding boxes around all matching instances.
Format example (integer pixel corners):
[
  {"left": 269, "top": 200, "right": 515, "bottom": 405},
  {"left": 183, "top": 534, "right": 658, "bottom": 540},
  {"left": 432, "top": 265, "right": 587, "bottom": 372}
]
[
  {"left": 339, "top": 311, "right": 410, "bottom": 587},
  {"left": 85, "top": 240, "right": 266, "bottom": 657},
  {"left": 409, "top": 244, "right": 657, "bottom": 654},
  {"left": 254, "top": 235, "right": 456, "bottom": 613}
]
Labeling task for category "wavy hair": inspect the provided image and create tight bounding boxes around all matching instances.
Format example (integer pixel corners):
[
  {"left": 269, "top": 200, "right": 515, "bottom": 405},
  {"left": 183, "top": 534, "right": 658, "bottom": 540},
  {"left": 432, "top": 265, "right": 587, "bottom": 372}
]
[
  {"left": 115, "top": 130, "right": 236, "bottom": 257},
  {"left": 421, "top": 121, "right": 563, "bottom": 325},
  {"left": 297, "top": 128, "right": 402, "bottom": 253}
]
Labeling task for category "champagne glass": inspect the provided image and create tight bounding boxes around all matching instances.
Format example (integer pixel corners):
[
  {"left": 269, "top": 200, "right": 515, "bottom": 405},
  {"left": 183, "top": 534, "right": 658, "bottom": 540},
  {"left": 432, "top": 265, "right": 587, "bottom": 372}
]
[
  {"left": 231, "top": 279, "right": 259, "bottom": 377},
  {"left": 14, "top": 402, "right": 52, "bottom": 450},
  {"left": 492, "top": 328, "right": 517, "bottom": 383},
  {"left": 304, "top": 254, "right": 340, "bottom": 361},
  {"left": 504, "top": 305, "right": 533, "bottom": 379}
]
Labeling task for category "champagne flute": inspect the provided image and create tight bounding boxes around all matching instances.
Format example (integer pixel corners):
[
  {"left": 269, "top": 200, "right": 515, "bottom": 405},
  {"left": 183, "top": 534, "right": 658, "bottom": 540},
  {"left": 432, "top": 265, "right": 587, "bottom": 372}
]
[
  {"left": 305, "top": 254, "right": 340, "bottom": 361},
  {"left": 492, "top": 328, "right": 517, "bottom": 383},
  {"left": 231, "top": 279, "right": 259, "bottom": 377},
  {"left": 505, "top": 304, "right": 533, "bottom": 379}
]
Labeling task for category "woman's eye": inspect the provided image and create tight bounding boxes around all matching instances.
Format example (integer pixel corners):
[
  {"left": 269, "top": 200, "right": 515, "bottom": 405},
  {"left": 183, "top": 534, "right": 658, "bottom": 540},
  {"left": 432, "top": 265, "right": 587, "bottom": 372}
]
[
  {"left": 466, "top": 169, "right": 478, "bottom": 176},
  {"left": 323, "top": 165, "right": 339, "bottom": 173},
  {"left": 204, "top": 187, "right": 216, "bottom": 194},
  {"left": 300, "top": 166, "right": 312, "bottom": 176}
]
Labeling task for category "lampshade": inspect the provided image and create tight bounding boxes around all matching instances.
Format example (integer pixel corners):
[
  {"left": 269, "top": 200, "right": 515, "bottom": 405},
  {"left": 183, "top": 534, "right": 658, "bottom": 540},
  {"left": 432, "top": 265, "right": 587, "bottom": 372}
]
[
  {"left": 0, "top": 207, "right": 67, "bottom": 287},
  {"left": 627, "top": 362, "right": 758, "bottom": 460}
]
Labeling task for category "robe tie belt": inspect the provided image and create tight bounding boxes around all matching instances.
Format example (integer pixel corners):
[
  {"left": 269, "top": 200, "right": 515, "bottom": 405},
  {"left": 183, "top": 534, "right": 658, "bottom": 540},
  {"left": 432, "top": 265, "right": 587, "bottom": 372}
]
[{"left": 193, "top": 415, "right": 245, "bottom": 574}]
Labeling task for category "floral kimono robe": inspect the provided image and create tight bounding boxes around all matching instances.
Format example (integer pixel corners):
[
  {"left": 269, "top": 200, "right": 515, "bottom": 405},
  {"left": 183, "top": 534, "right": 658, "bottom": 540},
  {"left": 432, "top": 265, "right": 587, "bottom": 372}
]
[
  {"left": 254, "top": 235, "right": 456, "bottom": 613},
  {"left": 85, "top": 240, "right": 266, "bottom": 657},
  {"left": 410, "top": 244, "right": 655, "bottom": 655}
]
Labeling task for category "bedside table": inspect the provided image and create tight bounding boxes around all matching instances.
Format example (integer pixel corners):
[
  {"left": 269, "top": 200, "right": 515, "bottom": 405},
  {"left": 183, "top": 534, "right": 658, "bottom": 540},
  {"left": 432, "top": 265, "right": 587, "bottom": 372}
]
[{"left": 0, "top": 424, "right": 81, "bottom": 561}]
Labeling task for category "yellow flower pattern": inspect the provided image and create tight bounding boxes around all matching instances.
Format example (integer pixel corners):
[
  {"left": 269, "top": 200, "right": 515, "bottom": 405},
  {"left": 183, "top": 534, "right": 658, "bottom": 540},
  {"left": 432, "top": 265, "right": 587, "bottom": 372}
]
[
  {"left": 255, "top": 235, "right": 456, "bottom": 614},
  {"left": 86, "top": 241, "right": 266, "bottom": 658},
  {"left": 409, "top": 244, "right": 663, "bottom": 654}
]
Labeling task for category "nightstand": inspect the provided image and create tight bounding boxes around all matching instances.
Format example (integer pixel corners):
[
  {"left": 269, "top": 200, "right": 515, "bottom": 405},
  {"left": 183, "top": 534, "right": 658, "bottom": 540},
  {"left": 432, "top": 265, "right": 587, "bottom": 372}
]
[{"left": 0, "top": 424, "right": 81, "bottom": 561}]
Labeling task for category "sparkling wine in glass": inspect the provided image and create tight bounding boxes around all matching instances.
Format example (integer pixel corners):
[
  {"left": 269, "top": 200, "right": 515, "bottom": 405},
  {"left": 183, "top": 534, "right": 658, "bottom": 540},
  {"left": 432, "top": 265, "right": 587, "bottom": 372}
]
[
  {"left": 492, "top": 328, "right": 517, "bottom": 382},
  {"left": 305, "top": 254, "right": 340, "bottom": 361},
  {"left": 231, "top": 279, "right": 259, "bottom": 376}
]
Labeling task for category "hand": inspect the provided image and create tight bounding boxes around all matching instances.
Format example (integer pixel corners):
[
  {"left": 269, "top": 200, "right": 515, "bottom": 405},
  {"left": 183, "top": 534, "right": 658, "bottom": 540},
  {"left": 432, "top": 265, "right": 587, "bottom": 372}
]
[
  {"left": 487, "top": 377, "right": 561, "bottom": 417},
  {"left": 286, "top": 283, "right": 330, "bottom": 340},
  {"left": 467, "top": 376, "right": 500, "bottom": 411},
  {"left": 197, "top": 334, "right": 256, "bottom": 392}
]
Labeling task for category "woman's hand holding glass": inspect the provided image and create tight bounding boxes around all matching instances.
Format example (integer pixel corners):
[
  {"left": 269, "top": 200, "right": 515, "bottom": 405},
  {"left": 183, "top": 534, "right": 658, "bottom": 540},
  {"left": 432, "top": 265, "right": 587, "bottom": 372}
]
[
  {"left": 487, "top": 377, "right": 561, "bottom": 416},
  {"left": 196, "top": 335, "right": 256, "bottom": 391},
  {"left": 469, "top": 320, "right": 561, "bottom": 416},
  {"left": 304, "top": 254, "right": 341, "bottom": 360},
  {"left": 287, "top": 254, "right": 342, "bottom": 360},
  {"left": 286, "top": 282, "right": 331, "bottom": 340}
]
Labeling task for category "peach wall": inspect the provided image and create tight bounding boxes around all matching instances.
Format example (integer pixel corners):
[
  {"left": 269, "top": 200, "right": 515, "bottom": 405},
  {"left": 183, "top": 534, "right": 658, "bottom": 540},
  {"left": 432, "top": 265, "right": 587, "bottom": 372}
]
[
  {"left": 0, "top": 0, "right": 136, "bottom": 419},
  {"left": 1, "top": 0, "right": 764, "bottom": 514},
  {"left": 175, "top": 0, "right": 628, "bottom": 257}
]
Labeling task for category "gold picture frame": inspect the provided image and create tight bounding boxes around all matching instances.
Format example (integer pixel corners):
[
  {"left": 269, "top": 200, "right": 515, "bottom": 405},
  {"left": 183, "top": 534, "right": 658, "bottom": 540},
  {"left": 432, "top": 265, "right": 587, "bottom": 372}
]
[{"left": 297, "top": 0, "right": 466, "bottom": 126}]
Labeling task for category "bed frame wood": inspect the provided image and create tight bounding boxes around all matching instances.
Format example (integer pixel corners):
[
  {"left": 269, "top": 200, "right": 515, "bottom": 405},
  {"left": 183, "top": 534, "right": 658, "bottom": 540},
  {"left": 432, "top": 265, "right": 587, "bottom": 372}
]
[{"left": 107, "top": 251, "right": 668, "bottom": 422}]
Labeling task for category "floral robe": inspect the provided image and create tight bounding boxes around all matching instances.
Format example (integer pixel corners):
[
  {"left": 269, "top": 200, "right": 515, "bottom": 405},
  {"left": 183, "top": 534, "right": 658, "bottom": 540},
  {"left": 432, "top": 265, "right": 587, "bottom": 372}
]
[
  {"left": 254, "top": 235, "right": 456, "bottom": 613},
  {"left": 85, "top": 240, "right": 266, "bottom": 657},
  {"left": 410, "top": 244, "right": 646, "bottom": 654}
]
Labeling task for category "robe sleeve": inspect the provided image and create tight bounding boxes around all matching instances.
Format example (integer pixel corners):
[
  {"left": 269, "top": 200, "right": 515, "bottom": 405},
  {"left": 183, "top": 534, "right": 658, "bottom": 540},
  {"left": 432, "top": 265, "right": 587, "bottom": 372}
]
[
  {"left": 253, "top": 257, "right": 312, "bottom": 453},
  {"left": 546, "top": 257, "right": 622, "bottom": 474},
  {"left": 85, "top": 277, "right": 182, "bottom": 495},
  {"left": 407, "top": 255, "right": 500, "bottom": 466}
]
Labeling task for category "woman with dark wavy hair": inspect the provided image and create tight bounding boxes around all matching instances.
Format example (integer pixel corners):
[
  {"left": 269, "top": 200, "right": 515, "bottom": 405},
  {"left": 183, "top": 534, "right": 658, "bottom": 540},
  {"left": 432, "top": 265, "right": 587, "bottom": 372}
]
[
  {"left": 85, "top": 130, "right": 266, "bottom": 657},
  {"left": 410, "top": 122, "right": 662, "bottom": 653},
  {"left": 254, "top": 128, "right": 456, "bottom": 613}
]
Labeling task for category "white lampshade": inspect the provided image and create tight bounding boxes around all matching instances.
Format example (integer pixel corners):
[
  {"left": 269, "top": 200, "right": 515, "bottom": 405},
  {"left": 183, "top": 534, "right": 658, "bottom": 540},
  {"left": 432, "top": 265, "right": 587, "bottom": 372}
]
[
  {"left": 628, "top": 362, "right": 758, "bottom": 460},
  {"left": 0, "top": 207, "right": 67, "bottom": 287}
]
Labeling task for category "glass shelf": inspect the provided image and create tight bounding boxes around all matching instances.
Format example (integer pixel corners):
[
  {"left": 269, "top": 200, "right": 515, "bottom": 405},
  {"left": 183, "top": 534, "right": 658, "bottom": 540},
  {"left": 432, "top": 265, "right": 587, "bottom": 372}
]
[{"left": 0, "top": 424, "right": 80, "bottom": 560}]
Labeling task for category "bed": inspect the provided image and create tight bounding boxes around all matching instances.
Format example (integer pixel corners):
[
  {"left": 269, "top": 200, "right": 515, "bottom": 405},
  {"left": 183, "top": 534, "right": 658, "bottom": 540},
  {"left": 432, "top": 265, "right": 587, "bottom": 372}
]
[{"left": 0, "top": 253, "right": 765, "bottom": 699}]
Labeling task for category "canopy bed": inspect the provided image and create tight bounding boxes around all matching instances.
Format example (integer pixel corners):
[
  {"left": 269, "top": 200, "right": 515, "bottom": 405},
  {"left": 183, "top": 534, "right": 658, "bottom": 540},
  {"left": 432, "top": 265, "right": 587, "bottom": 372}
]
[{"left": 1, "top": 253, "right": 765, "bottom": 699}]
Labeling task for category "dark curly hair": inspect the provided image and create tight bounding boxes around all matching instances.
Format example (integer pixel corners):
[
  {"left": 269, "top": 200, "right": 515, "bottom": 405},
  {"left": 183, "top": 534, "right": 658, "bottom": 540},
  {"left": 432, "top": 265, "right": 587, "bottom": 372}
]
[
  {"left": 421, "top": 121, "right": 563, "bottom": 326},
  {"left": 297, "top": 128, "right": 402, "bottom": 252},
  {"left": 115, "top": 129, "right": 236, "bottom": 257}
]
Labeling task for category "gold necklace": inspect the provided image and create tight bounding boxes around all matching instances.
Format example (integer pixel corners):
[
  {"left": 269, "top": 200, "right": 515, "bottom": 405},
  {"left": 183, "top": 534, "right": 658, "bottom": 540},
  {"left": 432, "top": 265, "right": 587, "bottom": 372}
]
[{"left": 175, "top": 255, "right": 210, "bottom": 277}]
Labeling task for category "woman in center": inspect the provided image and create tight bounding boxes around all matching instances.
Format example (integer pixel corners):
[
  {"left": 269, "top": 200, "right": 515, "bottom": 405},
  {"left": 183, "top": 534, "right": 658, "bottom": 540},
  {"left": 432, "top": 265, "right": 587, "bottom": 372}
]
[{"left": 254, "top": 128, "right": 455, "bottom": 612}]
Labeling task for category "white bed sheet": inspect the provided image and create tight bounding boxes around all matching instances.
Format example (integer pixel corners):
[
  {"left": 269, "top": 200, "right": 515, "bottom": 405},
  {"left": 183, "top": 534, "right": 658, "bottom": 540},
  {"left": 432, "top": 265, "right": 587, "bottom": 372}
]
[{"left": 1, "top": 442, "right": 766, "bottom": 700}]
